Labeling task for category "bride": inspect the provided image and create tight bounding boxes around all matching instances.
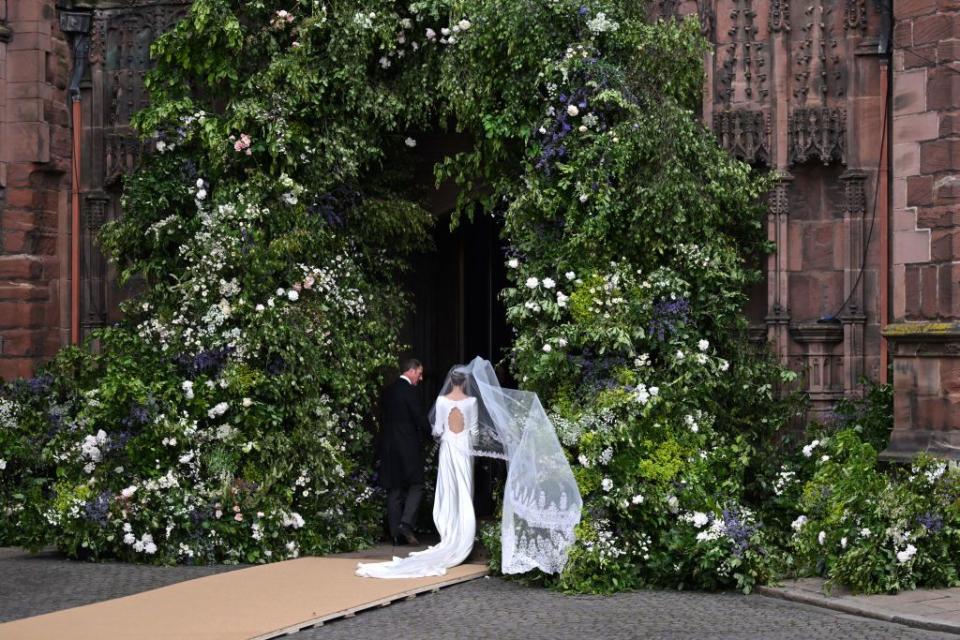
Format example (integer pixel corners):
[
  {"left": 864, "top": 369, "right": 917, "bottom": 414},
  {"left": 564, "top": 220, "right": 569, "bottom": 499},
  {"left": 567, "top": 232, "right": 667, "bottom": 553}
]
[{"left": 356, "top": 356, "right": 581, "bottom": 579}]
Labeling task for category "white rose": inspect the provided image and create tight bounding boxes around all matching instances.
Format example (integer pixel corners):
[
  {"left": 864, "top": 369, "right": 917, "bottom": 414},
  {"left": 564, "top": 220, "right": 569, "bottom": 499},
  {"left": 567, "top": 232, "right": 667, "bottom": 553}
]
[
  {"left": 818, "top": 531, "right": 826, "bottom": 545},
  {"left": 565, "top": 271, "right": 576, "bottom": 280},
  {"left": 649, "top": 386, "right": 659, "bottom": 397},
  {"left": 631, "top": 494, "right": 644, "bottom": 505},
  {"left": 791, "top": 515, "right": 808, "bottom": 531},
  {"left": 525, "top": 277, "right": 539, "bottom": 289},
  {"left": 667, "top": 496, "right": 679, "bottom": 512},
  {"left": 567, "top": 105, "right": 579, "bottom": 116},
  {"left": 144, "top": 542, "right": 158, "bottom": 555},
  {"left": 121, "top": 486, "right": 137, "bottom": 498},
  {"left": 698, "top": 339, "right": 710, "bottom": 351},
  {"left": 542, "top": 344, "right": 552, "bottom": 353},
  {"left": 123, "top": 532, "right": 136, "bottom": 545},
  {"left": 601, "top": 478, "right": 613, "bottom": 492},
  {"left": 458, "top": 19, "right": 471, "bottom": 30},
  {"left": 840, "top": 537, "right": 848, "bottom": 549},
  {"left": 405, "top": 137, "right": 417, "bottom": 148},
  {"left": 507, "top": 258, "right": 519, "bottom": 268},
  {"left": 0, "top": 459, "right": 6, "bottom": 471},
  {"left": 692, "top": 512, "right": 709, "bottom": 528},
  {"left": 276, "top": 288, "right": 285, "bottom": 296},
  {"left": 255, "top": 304, "right": 265, "bottom": 312},
  {"left": 287, "top": 289, "right": 299, "bottom": 302},
  {"left": 195, "top": 189, "right": 207, "bottom": 201},
  {"left": 242, "top": 398, "right": 253, "bottom": 408},
  {"left": 425, "top": 28, "right": 436, "bottom": 39},
  {"left": 542, "top": 277, "right": 556, "bottom": 289}
]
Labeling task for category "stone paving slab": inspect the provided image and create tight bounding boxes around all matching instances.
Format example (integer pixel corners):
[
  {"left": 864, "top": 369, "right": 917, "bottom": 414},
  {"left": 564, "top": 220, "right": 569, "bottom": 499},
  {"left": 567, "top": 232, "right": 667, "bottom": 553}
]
[{"left": 757, "top": 577, "right": 960, "bottom": 636}]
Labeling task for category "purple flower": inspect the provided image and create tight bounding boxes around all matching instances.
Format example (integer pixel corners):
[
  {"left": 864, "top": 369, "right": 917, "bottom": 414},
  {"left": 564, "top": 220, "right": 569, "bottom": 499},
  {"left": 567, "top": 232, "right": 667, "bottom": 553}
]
[
  {"left": 648, "top": 297, "right": 691, "bottom": 342},
  {"left": 578, "top": 6, "right": 590, "bottom": 16},
  {"left": 918, "top": 512, "right": 944, "bottom": 533},
  {"left": 722, "top": 506, "right": 757, "bottom": 557},
  {"left": 84, "top": 491, "right": 112, "bottom": 527}
]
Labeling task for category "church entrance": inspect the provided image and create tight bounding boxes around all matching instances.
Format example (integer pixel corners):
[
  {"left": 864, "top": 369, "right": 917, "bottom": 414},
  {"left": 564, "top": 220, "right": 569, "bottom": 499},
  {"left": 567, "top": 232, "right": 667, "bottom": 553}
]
[{"left": 398, "top": 212, "right": 511, "bottom": 519}]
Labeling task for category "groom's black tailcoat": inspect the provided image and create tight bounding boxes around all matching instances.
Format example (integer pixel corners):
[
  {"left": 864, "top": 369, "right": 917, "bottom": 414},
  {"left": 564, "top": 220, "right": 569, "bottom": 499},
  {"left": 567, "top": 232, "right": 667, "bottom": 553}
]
[{"left": 379, "top": 377, "right": 431, "bottom": 489}]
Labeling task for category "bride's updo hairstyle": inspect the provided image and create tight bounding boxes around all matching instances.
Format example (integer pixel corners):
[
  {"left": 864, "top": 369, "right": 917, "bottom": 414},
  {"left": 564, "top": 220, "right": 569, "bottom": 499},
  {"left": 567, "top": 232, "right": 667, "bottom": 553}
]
[{"left": 450, "top": 370, "right": 467, "bottom": 388}]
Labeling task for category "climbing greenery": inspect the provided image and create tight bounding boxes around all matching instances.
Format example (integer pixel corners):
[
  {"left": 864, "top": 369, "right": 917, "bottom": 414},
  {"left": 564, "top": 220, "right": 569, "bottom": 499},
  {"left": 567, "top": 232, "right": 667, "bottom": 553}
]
[{"left": 3, "top": 0, "right": 931, "bottom": 597}]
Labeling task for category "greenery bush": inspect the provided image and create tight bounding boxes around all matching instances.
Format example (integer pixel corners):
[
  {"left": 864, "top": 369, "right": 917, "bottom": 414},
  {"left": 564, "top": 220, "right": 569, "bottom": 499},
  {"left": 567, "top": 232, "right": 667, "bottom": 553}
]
[{"left": 2, "top": 0, "right": 952, "bottom": 598}]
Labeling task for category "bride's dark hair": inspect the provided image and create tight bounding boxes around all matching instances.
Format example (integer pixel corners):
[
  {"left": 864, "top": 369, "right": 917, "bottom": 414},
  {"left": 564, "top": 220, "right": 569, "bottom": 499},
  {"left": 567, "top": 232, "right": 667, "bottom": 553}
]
[{"left": 449, "top": 370, "right": 467, "bottom": 387}]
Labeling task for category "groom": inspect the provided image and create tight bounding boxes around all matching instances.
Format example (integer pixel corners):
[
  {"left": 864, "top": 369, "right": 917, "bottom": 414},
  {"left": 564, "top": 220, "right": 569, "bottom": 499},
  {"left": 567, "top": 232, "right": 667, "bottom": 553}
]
[{"left": 379, "top": 358, "right": 430, "bottom": 546}]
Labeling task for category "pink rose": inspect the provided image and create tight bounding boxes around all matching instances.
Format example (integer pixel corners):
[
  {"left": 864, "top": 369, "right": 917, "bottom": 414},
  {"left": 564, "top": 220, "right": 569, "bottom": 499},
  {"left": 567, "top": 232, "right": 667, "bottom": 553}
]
[
  {"left": 234, "top": 513, "right": 243, "bottom": 522},
  {"left": 234, "top": 140, "right": 244, "bottom": 152}
]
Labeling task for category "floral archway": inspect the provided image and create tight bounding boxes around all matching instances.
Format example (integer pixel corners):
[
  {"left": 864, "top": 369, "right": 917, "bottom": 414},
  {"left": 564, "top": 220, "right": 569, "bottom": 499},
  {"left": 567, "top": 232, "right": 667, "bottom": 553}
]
[{"left": 4, "top": 0, "right": 937, "bottom": 596}]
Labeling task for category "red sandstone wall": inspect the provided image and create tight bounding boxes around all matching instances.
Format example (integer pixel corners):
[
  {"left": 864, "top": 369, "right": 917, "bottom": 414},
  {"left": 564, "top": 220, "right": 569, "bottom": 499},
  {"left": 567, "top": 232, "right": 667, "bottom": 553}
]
[{"left": 0, "top": 0, "right": 72, "bottom": 380}]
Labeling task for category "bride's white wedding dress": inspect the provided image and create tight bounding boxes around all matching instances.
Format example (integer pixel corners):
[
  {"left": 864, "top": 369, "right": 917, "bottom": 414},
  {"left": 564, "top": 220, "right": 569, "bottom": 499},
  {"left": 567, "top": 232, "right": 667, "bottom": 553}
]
[{"left": 356, "top": 396, "right": 478, "bottom": 579}]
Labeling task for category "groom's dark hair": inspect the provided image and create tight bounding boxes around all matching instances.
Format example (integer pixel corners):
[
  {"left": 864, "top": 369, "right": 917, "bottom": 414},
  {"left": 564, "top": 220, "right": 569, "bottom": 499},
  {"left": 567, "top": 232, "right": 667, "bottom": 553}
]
[{"left": 400, "top": 357, "right": 422, "bottom": 373}]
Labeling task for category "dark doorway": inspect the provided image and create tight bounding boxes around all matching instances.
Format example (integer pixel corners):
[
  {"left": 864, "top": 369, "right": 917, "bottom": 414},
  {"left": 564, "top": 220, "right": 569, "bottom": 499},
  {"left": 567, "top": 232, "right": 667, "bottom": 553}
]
[{"left": 399, "top": 212, "right": 511, "bottom": 519}]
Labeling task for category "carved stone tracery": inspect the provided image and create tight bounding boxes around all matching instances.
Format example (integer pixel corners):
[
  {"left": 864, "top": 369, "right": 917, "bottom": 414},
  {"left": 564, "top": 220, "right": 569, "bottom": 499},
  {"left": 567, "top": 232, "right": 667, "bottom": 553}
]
[
  {"left": 713, "top": 110, "right": 771, "bottom": 165},
  {"left": 788, "top": 107, "right": 847, "bottom": 166}
]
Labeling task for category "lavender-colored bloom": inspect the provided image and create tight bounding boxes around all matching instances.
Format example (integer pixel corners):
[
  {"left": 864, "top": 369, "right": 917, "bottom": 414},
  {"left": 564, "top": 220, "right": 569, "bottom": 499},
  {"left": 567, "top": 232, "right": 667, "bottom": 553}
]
[
  {"left": 918, "top": 512, "right": 944, "bottom": 533},
  {"left": 578, "top": 6, "right": 590, "bottom": 16},
  {"left": 84, "top": 491, "right": 112, "bottom": 527},
  {"left": 27, "top": 374, "right": 54, "bottom": 395},
  {"left": 648, "top": 297, "right": 691, "bottom": 341},
  {"left": 722, "top": 506, "right": 757, "bottom": 557},
  {"left": 177, "top": 345, "right": 234, "bottom": 379}
]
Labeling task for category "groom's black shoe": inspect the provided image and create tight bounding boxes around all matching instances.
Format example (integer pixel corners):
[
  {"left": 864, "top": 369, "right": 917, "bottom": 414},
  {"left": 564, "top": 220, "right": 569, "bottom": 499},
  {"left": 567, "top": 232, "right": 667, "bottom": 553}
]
[{"left": 398, "top": 523, "right": 420, "bottom": 546}]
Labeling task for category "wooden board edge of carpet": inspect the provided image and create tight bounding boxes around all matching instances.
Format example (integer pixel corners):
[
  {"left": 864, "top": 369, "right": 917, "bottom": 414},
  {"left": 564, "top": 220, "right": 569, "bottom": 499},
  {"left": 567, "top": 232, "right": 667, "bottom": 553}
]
[{"left": 249, "top": 568, "right": 489, "bottom": 640}]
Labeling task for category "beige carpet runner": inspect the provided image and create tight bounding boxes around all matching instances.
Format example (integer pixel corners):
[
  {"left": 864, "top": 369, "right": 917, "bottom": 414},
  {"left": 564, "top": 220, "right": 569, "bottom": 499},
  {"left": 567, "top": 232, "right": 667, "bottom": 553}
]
[{"left": 0, "top": 556, "right": 487, "bottom": 640}]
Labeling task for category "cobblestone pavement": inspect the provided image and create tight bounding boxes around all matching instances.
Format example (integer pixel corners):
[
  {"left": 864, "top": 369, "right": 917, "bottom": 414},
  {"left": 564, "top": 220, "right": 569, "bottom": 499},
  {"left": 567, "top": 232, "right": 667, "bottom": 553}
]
[
  {"left": 0, "top": 548, "right": 242, "bottom": 624},
  {"left": 1, "top": 548, "right": 953, "bottom": 639},
  {"left": 296, "top": 577, "right": 955, "bottom": 640}
]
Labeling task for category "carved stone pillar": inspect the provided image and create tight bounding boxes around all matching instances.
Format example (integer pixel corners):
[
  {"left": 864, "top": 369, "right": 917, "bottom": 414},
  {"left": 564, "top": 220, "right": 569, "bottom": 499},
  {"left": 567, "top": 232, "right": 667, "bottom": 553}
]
[
  {"left": 81, "top": 192, "right": 110, "bottom": 336},
  {"left": 790, "top": 322, "right": 845, "bottom": 422},
  {"left": 766, "top": 172, "right": 792, "bottom": 363},
  {"left": 839, "top": 170, "right": 867, "bottom": 392}
]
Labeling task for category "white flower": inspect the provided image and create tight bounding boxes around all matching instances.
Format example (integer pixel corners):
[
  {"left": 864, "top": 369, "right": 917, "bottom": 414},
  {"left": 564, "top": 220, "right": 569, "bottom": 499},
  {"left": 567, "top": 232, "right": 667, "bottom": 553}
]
[
  {"left": 507, "top": 258, "right": 519, "bottom": 269},
  {"left": 802, "top": 440, "right": 820, "bottom": 458},
  {"left": 860, "top": 527, "right": 872, "bottom": 537},
  {"left": 818, "top": 530, "right": 826, "bottom": 545},
  {"left": 525, "top": 277, "right": 539, "bottom": 289},
  {"left": 121, "top": 486, "right": 137, "bottom": 499},
  {"left": 567, "top": 105, "right": 580, "bottom": 117},
  {"left": 557, "top": 338, "right": 568, "bottom": 348},
  {"left": 698, "top": 339, "right": 710, "bottom": 351},
  {"left": 207, "top": 402, "right": 229, "bottom": 419},
  {"left": 441, "top": 27, "right": 451, "bottom": 36},
  {"left": 0, "top": 459, "right": 6, "bottom": 471},
  {"left": 577, "top": 454, "right": 591, "bottom": 468},
  {"left": 635, "top": 384, "right": 650, "bottom": 405},
  {"left": 123, "top": 523, "right": 132, "bottom": 533},
  {"left": 676, "top": 350, "right": 685, "bottom": 360},
  {"left": 178, "top": 452, "right": 194, "bottom": 464},
  {"left": 542, "top": 344, "right": 552, "bottom": 353},
  {"left": 425, "top": 28, "right": 436, "bottom": 39},
  {"left": 379, "top": 56, "right": 391, "bottom": 69},
  {"left": 578, "top": 193, "right": 589, "bottom": 203},
  {"left": 556, "top": 292, "right": 569, "bottom": 307},
  {"left": 667, "top": 496, "right": 679, "bottom": 512},
  {"left": 242, "top": 398, "right": 253, "bottom": 408},
  {"left": 601, "top": 478, "right": 613, "bottom": 492},
  {"left": 897, "top": 544, "right": 917, "bottom": 563},
  {"left": 692, "top": 512, "right": 709, "bottom": 528},
  {"left": 791, "top": 515, "right": 808, "bottom": 531},
  {"left": 144, "top": 542, "right": 158, "bottom": 555},
  {"left": 542, "top": 277, "right": 556, "bottom": 289},
  {"left": 565, "top": 271, "right": 576, "bottom": 281},
  {"left": 719, "top": 359, "right": 730, "bottom": 372},
  {"left": 255, "top": 304, "right": 265, "bottom": 312},
  {"left": 195, "top": 189, "right": 207, "bottom": 201},
  {"left": 155, "top": 140, "right": 167, "bottom": 152},
  {"left": 287, "top": 289, "right": 299, "bottom": 302},
  {"left": 283, "top": 512, "right": 305, "bottom": 529},
  {"left": 649, "top": 386, "right": 659, "bottom": 397},
  {"left": 123, "top": 532, "right": 136, "bottom": 545},
  {"left": 840, "top": 537, "right": 848, "bottom": 549},
  {"left": 631, "top": 494, "right": 644, "bottom": 505},
  {"left": 458, "top": 19, "right": 471, "bottom": 30},
  {"left": 820, "top": 455, "right": 830, "bottom": 462},
  {"left": 405, "top": 137, "right": 417, "bottom": 148}
]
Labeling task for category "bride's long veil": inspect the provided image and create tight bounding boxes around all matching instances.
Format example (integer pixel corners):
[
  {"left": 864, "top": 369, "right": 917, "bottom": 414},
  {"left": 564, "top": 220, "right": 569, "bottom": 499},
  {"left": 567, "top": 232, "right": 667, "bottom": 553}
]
[{"left": 428, "top": 357, "right": 582, "bottom": 575}]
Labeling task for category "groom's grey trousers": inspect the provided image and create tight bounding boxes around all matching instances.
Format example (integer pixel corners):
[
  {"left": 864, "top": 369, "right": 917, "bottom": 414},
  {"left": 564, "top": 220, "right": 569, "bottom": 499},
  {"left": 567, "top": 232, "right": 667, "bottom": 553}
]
[{"left": 387, "top": 484, "right": 422, "bottom": 537}]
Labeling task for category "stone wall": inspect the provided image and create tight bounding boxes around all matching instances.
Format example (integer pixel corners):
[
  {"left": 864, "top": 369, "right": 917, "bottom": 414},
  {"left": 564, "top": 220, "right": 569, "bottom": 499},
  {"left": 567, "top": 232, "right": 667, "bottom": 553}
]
[
  {"left": 0, "top": 0, "right": 72, "bottom": 379},
  {"left": 884, "top": 0, "right": 960, "bottom": 459}
]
